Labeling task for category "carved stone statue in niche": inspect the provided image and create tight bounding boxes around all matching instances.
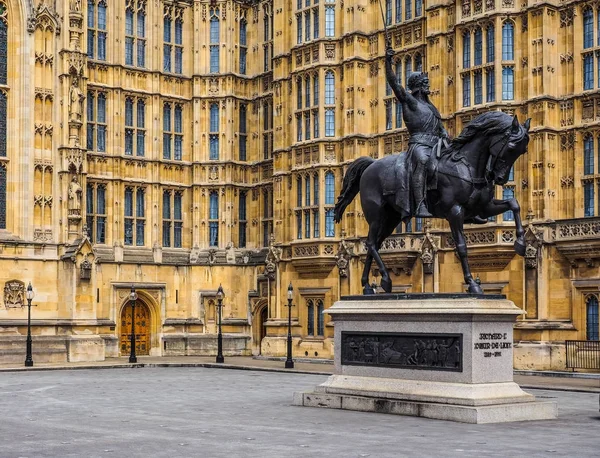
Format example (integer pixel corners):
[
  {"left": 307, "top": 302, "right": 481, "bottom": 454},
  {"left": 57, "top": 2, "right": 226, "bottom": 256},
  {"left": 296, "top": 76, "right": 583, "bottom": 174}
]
[
  {"left": 68, "top": 175, "right": 82, "bottom": 215},
  {"left": 70, "top": 0, "right": 82, "bottom": 13},
  {"left": 336, "top": 237, "right": 353, "bottom": 278},
  {"left": 69, "top": 76, "right": 85, "bottom": 123}
]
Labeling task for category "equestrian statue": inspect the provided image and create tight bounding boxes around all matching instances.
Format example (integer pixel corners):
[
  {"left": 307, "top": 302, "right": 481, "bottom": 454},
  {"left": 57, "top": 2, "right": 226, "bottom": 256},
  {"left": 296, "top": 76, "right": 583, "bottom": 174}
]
[{"left": 333, "top": 32, "right": 531, "bottom": 295}]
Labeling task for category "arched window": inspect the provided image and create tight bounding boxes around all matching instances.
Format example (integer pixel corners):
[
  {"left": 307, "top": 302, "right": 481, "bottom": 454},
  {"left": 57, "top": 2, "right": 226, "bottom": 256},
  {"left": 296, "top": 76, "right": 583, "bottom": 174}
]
[
  {"left": 305, "top": 76, "right": 310, "bottom": 108},
  {"left": 404, "top": 57, "right": 412, "bottom": 86},
  {"left": 385, "top": 0, "right": 392, "bottom": 25},
  {"left": 162, "top": 190, "right": 172, "bottom": 247},
  {"left": 502, "top": 21, "right": 514, "bottom": 61},
  {"left": 174, "top": 104, "right": 182, "bottom": 160},
  {"left": 584, "top": 135, "right": 594, "bottom": 175},
  {"left": 305, "top": 175, "right": 311, "bottom": 206},
  {"left": 325, "top": 172, "right": 335, "bottom": 237},
  {"left": 313, "top": 73, "right": 319, "bottom": 106},
  {"left": 324, "top": 71, "right": 335, "bottom": 137},
  {"left": 0, "top": 14, "right": 6, "bottom": 86},
  {"left": 0, "top": 165, "right": 6, "bottom": 229},
  {"left": 586, "top": 295, "right": 599, "bottom": 340},
  {"left": 395, "top": 0, "right": 402, "bottom": 23},
  {"left": 324, "top": 71, "right": 335, "bottom": 104},
  {"left": 502, "top": 67, "right": 514, "bottom": 100},
  {"left": 405, "top": 0, "right": 412, "bottom": 20},
  {"left": 584, "top": 53, "right": 594, "bottom": 90},
  {"left": 584, "top": 8, "right": 594, "bottom": 49},
  {"left": 210, "top": 10, "right": 220, "bottom": 72},
  {"left": 502, "top": 187, "right": 514, "bottom": 221},
  {"left": 474, "top": 28, "right": 482, "bottom": 66},
  {"left": 239, "top": 19, "right": 247, "bottom": 74},
  {"left": 239, "top": 192, "right": 247, "bottom": 248},
  {"left": 88, "top": 0, "right": 107, "bottom": 60},
  {"left": 313, "top": 173, "right": 319, "bottom": 205},
  {"left": 584, "top": 181, "right": 595, "bottom": 217},
  {"left": 209, "top": 191, "right": 219, "bottom": 246},
  {"left": 297, "top": 175, "right": 302, "bottom": 207},
  {"left": 297, "top": 77, "right": 302, "bottom": 109},
  {"left": 325, "top": 172, "right": 335, "bottom": 204},
  {"left": 486, "top": 25, "right": 495, "bottom": 62},
  {"left": 307, "top": 299, "right": 315, "bottom": 335},
  {"left": 209, "top": 103, "right": 219, "bottom": 160},
  {"left": 415, "top": 0, "right": 422, "bottom": 17},
  {"left": 325, "top": 2, "right": 335, "bottom": 37},
  {"left": 463, "top": 31, "right": 471, "bottom": 68},
  {"left": 316, "top": 299, "right": 325, "bottom": 336},
  {"left": 414, "top": 53, "right": 422, "bottom": 73}
]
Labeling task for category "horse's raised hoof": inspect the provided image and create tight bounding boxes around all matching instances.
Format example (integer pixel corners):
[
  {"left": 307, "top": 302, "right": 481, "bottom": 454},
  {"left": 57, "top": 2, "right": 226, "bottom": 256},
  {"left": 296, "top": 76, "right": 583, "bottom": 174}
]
[
  {"left": 467, "top": 283, "right": 484, "bottom": 294},
  {"left": 363, "top": 285, "right": 375, "bottom": 295},
  {"left": 381, "top": 278, "right": 393, "bottom": 293},
  {"left": 514, "top": 239, "right": 526, "bottom": 257}
]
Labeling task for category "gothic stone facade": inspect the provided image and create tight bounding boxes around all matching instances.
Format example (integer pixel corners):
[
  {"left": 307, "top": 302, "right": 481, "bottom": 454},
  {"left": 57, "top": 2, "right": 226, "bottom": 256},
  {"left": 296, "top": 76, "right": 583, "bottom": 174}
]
[{"left": 0, "top": 0, "right": 597, "bottom": 369}]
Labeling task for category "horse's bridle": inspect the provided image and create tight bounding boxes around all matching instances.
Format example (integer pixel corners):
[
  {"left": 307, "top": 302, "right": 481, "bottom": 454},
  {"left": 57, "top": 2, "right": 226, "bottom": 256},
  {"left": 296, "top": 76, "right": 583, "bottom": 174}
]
[{"left": 485, "top": 130, "right": 514, "bottom": 185}]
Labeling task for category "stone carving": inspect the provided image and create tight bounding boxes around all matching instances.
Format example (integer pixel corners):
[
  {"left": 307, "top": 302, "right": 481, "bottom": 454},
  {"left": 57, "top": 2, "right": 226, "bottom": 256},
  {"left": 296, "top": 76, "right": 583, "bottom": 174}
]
[
  {"left": 207, "top": 248, "right": 218, "bottom": 266},
  {"left": 560, "top": 6, "right": 574, "bottom": 28},
  {"left": 70, "top": 0, "right": 82, "bottom": 13},
  {"left": 68, "top": 175, "right": 82, "bottom": 216},
  {"left": 557, "top": 221, "right": 600, "bottom": 239},
  {"left": 525, "top": 243, "right": 538, "bottom": 269},
  {"left": 69, "top": 76, "right": 85, "bottom": 123},
  {"left": 80, "top": 257, "right": 92, "bottom": 280},
  {"left": 420, "top": 246, "right": 434, "bottom": 274},
  {"left": 294, "top": 245, "right": 319, "bottom": 257},
  {"left": 445, "top": 230, "right": 496, "bottom": 248},
  {"left": 33, "top": 228, "right": 53, "bottom": 242},
  {"left": 3, "top": 280, "right": 25, "bottom": 308},
  {"left": 264, "top": 235, "right": 282, "bottom": 280},
  {"left": 342, "top": 332, "right": 462, "bottom": 371},
  {"left": 335, "top": 237, "right": 354, "bottom": 278}
]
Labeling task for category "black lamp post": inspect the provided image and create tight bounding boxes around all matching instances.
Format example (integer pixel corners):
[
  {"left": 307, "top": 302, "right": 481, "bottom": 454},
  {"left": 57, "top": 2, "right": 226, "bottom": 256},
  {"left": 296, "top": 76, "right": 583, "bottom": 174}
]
[
  {"left": 128, "top": 285, "right": 138, "bottom": 363},
  {"left": 24, "top": 282, "right": 35, "bottom": 367},
  {"left": 216, "top": 284, "right": 224, "bottom": 363},
  {"left": 285, "top": 282, "right": 294, "bottom": 369}
]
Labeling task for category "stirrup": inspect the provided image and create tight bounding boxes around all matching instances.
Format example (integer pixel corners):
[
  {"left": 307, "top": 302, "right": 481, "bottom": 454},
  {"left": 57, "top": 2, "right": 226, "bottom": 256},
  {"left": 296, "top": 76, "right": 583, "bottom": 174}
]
[{"left": 416, "top": 203, "right": 433, "bottom": 217}]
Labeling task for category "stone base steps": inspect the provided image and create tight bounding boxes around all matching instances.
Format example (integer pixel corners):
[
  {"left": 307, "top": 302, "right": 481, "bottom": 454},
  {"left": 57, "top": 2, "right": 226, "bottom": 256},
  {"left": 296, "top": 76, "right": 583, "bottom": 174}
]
[{"left": 293, "top": 390, "right": 558, "bottom": 424}]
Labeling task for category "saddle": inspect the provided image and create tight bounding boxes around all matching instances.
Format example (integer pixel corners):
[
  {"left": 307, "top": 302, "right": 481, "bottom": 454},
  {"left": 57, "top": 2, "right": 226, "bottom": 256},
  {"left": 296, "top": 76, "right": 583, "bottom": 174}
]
[{"left": 382, "top": 143, "right": 448, "bottom": 217}]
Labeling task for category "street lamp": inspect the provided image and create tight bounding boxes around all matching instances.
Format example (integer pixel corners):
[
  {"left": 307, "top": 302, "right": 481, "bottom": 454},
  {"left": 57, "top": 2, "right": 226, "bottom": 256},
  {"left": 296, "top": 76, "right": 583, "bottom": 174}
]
[
  {"left": 285, "top": 282, "right": 294, "bottom": 369},
  {"left": 24, "top": 282, "right": 35, "bottom": 367},
  {"left": 216, "top": 284, "right": 224, "bottom": 363},
  {"left": 129, "top": 285, "right": 138, "bottom": 363}
]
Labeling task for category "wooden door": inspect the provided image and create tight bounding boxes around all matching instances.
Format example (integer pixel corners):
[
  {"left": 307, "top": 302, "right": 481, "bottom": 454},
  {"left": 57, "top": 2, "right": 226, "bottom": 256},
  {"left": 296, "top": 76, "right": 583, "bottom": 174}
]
[
  {"left": 259, "top": 306, "right": 268, "bottom": 355},
  {"left": 120, "top": 302, "right": 150, "bottom": 356}
]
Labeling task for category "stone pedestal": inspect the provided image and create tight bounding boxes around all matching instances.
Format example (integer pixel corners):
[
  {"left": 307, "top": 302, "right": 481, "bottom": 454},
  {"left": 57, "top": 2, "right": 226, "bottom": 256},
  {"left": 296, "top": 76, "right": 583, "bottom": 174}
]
[{"left": 294, "top": 294, "right": 557, "bottom": 424}]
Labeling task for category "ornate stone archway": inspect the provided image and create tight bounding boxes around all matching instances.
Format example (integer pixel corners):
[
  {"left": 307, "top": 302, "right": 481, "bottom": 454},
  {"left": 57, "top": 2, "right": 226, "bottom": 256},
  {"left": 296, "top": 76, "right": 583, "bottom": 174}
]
[
  {"left": 115, "top": 286, "right": 164, "bottom": 357},
  {"left": 251, "top": 299, "right": 268, "bottom": 356}
]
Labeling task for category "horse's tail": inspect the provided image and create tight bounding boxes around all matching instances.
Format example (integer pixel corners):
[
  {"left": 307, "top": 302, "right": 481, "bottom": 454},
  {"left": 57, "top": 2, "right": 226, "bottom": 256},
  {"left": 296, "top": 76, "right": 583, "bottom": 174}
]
[{"left": 334, "top": 156, "right": 375, "bottom": 223}]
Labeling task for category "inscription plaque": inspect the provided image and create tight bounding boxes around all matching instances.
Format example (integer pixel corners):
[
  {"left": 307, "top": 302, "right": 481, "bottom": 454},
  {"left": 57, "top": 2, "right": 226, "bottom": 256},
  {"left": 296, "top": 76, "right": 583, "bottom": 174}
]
[{"left": 341, "top": 332, "right": 463, "bottom": 372}]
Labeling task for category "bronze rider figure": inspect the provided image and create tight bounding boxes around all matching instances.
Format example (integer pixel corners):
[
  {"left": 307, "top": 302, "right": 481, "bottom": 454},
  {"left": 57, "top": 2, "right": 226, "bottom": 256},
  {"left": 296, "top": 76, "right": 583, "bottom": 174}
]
[{"left": 384, "top": 41, "right": 450, "bottom": 217}]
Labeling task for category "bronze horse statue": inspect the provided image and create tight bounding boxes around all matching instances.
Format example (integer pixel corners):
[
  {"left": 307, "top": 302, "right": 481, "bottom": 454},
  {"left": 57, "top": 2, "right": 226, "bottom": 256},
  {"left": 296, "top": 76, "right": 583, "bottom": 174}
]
[{"left": 334, "top": 111, "right": 531, "bottom": 295}]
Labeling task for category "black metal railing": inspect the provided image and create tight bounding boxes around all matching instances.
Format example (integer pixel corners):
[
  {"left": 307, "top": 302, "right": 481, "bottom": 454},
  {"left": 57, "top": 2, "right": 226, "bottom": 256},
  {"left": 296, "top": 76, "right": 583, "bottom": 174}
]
[{"left": 565, "top": 340, "right": 600, "bottom": 371}]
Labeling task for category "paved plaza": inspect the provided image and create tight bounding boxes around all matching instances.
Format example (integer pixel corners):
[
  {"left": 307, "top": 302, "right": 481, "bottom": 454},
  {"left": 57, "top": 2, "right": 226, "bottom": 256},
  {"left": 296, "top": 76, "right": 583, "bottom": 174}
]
[{"left": 1, "top": 367, "right": 599, "bottom": 458}]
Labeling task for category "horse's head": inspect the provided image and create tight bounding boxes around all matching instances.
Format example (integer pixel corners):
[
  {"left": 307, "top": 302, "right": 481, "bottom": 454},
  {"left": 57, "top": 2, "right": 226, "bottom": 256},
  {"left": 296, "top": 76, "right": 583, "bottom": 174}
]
[{"left": 487, "top": 116, "right": 530, "bottom": 186}]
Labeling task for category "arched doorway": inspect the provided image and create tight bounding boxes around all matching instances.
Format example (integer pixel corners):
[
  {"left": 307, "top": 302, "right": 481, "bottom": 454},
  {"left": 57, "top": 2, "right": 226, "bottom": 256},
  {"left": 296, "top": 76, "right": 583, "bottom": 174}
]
[
  {"left": 120, "top": 300, "right": 151, "bottom": 356},
  {"left": 259, "top": 306, "right": 268, "bottom": 354}
]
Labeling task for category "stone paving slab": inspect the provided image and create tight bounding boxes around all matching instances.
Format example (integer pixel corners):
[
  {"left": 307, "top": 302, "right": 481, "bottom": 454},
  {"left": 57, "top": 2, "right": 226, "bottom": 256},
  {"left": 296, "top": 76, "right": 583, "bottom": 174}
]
[
  {"left": 0, "top": 368, "right": 599, "bottom": 458},
  {"left": 1, "top": 356, "right": 599, "bottom": 393}
]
